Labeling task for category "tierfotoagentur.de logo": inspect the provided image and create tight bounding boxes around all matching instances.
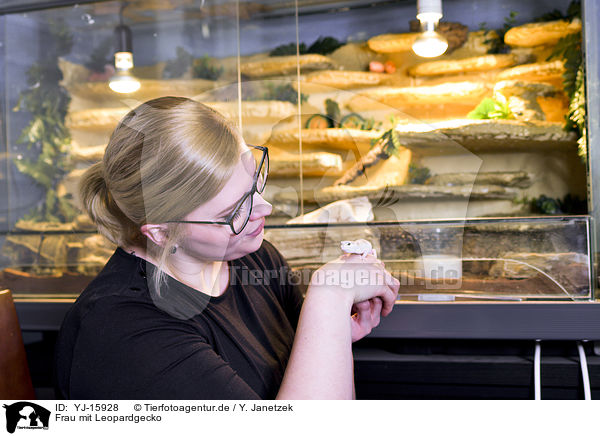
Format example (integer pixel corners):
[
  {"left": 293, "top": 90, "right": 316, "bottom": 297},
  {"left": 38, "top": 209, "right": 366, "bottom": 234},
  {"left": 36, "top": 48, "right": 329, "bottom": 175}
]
[{"left": 3, "top": 402, "right": 50, "bottom": 433}]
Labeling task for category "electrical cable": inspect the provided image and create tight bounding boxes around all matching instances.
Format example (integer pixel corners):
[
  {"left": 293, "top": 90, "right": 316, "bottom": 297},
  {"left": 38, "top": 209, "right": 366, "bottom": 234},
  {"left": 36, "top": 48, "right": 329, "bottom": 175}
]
[
  {"left": 577, "top": 341, "right": 592, "bottom": 400},
  {"left": 534, "top": 340, "right": 541, "bottom": 400}
]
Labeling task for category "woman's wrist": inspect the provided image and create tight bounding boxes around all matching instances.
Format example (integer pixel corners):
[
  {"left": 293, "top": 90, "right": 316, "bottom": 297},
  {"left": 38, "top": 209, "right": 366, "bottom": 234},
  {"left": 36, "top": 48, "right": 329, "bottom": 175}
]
[{"left": 305, "top": 282, "right": 354, "bottom": 312}]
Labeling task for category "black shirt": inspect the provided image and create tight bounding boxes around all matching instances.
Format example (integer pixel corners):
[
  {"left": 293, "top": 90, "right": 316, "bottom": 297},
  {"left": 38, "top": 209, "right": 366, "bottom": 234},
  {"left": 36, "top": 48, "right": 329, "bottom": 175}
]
[{"left": 54, "top": 240, "right": 304, "bottom": 399}]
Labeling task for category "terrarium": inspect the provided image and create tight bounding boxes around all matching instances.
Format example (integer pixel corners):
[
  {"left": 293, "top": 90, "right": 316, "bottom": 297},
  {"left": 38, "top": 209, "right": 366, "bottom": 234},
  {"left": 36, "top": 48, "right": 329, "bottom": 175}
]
[
  {"left": 0, "top": 0, "right": 594, "bottom": 305},
  {"left": 265, "top": 217, "right": 592, "bottom": 301}
]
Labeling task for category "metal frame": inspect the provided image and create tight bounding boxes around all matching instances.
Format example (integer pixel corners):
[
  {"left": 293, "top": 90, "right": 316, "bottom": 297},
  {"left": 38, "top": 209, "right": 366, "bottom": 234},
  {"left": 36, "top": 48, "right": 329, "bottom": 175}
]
[
  {"left": 583, "top": 0, "right": 600, "bottom": 300},
  {"left": 371, "top": 302, "right": 600, "bottom": 340},
  {"left": 15, "top": 300, "right": 600, "bottom": 340}
]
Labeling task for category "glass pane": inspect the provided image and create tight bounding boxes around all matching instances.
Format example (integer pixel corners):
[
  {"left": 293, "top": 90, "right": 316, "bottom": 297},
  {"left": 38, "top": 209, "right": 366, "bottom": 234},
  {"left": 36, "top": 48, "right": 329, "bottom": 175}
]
[
  {"left": 0, "top": 0, "right": 593, "bottom": 302},
  {"left": 0, "top": 1, "right": 240, "bottom": 298},
  {"left": 266, "top": 217, "right": 592, "bottom": 301},
  {"left": 238, "top": 0, "right": 300, "bottom": 225},
  {"left": 288, "top": 0, "right": 586, "bottom": 226}
]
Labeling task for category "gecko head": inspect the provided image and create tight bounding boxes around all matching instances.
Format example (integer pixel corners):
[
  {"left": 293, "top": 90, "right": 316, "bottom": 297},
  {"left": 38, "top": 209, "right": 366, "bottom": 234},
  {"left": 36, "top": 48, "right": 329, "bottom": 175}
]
[{"left": 340, "top": 241, "right": 353, "bottom": 248}]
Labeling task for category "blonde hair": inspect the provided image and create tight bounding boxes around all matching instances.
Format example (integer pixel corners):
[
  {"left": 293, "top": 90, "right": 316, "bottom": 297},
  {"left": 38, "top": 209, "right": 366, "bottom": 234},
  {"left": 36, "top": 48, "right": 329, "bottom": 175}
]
[{"left": 79, "top": 96, "right": 242, "bottom": 295}]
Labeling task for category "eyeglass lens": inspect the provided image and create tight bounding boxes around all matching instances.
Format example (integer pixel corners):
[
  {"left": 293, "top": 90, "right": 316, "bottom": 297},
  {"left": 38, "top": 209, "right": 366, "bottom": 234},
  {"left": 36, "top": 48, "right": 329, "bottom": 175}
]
[
  {"left": 249, "top": 147, "right": 268, "bottom": 193},
  {"left": 232, "top": 193, "right": 252, "bottom": 234},
  {"left": 233, "top": 147, "right": 268, "bottom": 233}
]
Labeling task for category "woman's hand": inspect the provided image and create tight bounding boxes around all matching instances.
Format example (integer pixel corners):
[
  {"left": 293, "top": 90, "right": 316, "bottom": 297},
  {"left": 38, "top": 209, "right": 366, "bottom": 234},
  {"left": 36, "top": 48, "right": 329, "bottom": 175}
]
[
  {"left": 351, "top": 297, "right": 383, "bottom": 342},
  {"left": 308, "top": 253, "right": 400, "bottom": 318}
]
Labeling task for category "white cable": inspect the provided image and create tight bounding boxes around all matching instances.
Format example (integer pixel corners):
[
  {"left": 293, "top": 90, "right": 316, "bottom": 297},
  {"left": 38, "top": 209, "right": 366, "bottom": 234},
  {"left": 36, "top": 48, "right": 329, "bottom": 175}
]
[
  {"left": 534, "top": 340, "right": 541, "bottom": 400},
  {"left": 577, "top": 341, "right": 592, "bottom": 400}
]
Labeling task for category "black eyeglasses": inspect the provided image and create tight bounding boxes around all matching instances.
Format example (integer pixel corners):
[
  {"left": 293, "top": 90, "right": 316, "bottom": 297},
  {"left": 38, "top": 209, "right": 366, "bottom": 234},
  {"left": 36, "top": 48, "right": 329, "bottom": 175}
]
[{"left": 166, "top": 144, "right": 269, "bottom": 234}]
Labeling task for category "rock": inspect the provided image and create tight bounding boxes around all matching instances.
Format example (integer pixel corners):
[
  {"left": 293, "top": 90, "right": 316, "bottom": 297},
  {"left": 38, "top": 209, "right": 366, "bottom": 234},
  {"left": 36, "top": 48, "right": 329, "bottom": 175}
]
[
  {"left": 392, "top": 119, "right": 577, "bottom": 155},
  {"left": 494, "top": 80, "right": 564, "bottom": 121},
  {"left": 273, "top": 183, "right": 520, "bottom": 206},
  {"left": 269, "top": 150, "right": 343, "bottom": 177},
  {"left": 427, "top": 171, "right": 532, "bottom": 188},
  {"left": 409, "top": 21, "right": 469, "bottom": 54},
  {"left": 286, "top": 196, "right": 373, "bottom": 224}
]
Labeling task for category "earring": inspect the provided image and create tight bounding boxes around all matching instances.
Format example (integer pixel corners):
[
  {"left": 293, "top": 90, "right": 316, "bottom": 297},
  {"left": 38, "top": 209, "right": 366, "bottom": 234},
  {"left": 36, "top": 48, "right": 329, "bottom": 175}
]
[{"left": 170, "top": 245, "right": 177, "bottom": 254}]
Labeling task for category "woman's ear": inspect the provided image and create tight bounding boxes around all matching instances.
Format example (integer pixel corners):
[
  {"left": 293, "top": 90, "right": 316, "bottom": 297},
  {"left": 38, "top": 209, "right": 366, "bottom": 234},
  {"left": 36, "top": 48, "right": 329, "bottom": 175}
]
[{"left": 141, "top": 224, "right": 169, "bottom": 247}]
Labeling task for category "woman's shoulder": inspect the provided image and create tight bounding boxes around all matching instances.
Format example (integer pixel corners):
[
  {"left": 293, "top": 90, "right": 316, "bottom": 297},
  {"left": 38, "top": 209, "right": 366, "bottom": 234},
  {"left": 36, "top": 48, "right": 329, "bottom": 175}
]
[{"left": 64, "top": 248, "right": 156, "bottom": 324}]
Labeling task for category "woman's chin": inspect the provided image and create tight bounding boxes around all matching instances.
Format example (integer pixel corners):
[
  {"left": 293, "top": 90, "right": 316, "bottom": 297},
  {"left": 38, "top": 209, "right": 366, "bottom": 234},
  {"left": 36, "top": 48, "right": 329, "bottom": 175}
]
[
  {"left": 233, "top": 231, "right": 264, "bottom": 257},
  {"left": 248, "top": 232, "right": 264, "bottom": 246}
]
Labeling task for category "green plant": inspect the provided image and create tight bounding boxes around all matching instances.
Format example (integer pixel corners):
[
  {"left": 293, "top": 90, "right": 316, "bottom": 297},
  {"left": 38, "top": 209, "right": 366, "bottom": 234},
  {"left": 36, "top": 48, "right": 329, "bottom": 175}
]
[
  {"left": 517, "top": 194, "right": 586, "bottom": 215},
  {"left": 192, "top": 55, "right": 224, "bottom": 80},
  {"left": 534, "top": 0, "right": 580, "bottom": 22},
  {"left": 548, "top": 32, "right": 581, "bottom": 98},
  {"left": 569, "top": 65, "right": 586, "bottom": 161},
  {"left": 325, "top": 99, "right": 341, "bottom": 127},
  {"left": 467, "top": 95, "right": 513, "bottom": 120},
  {"left": 545, "top": 1, "right": 585, "bottom": 161},
  {"left": 305, "top": 36, "right": 342, "bottom": 55},
  {"left": 360, "top": 117, "right": 380, "bottom": 131},
  {"left": 163, "top": 46, "right": 194, "bottom": 79},
  {"left": 485, "top": 10, "right": 518, "bottom": 54},
  {"left": 408, "top": 164, "right": 431, "bottom": 184},
  {"left": 267, "top": 83, "right": 307, "bottom": 104},
  {"left": 12, "top": 18, "right": 77, "bottom": 223},
  {"left": 339, "top": 113, "right": 380, "bottom": 130},
  {"left": 373, "top": 127, "right": 403, "bottom": 158},
  {"left": 270, "top": 42, "right": 307, "bottom": 57},
  {"left": 270, "top": 36, "right": 342, "bottom": 57}
]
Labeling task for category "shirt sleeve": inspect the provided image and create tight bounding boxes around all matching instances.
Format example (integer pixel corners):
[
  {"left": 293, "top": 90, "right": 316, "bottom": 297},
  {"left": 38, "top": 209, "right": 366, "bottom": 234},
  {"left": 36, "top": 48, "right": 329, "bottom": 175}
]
[
  {"left": 67, "top": 296, "right": 261, "bottom": 400},
  {"left": 261, "top": 239, "right": 304, "bottom": 331}
]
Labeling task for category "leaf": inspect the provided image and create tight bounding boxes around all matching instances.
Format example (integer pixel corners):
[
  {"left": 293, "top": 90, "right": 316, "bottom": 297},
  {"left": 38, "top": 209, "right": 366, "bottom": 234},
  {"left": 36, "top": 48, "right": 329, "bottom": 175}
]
[
  {"left": 306, "top": 36, "right": 342, "bottom": 55},
  {"left": 192, "top": 55, "right": 224, "bottom": 80},
  {"left": 270, "top": 42, "right": 307, "bottom": 57},
  {"left": 12, "top": 17, "right": 74, "bottom": 223},
  {"left": 468, "top": 97, "right": 512, "bottom": 120},
  {"left": 408, "top": 164, "right": 431, "bottom": 184},
  {"left": 325, "top": 99, "right": 341, "bottom": 127},
  {"left": 163, "top": 46, "right": 194, "bottom": 79},
  {"left": 390, "top": 130, "right": 403, "bottom": 156}
]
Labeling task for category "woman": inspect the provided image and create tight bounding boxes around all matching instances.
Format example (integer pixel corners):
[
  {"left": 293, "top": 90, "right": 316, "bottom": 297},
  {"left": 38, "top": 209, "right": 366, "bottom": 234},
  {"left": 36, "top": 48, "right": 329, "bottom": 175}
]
[{"left": 54, "top": 96, "right": 399, "bottom": 399}]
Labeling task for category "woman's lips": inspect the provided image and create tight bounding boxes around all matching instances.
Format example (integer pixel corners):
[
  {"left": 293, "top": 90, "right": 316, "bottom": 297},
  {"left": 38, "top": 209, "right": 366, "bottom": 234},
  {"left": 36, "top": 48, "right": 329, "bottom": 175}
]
[{"left": 247, "top": 219, "right": 265, "bottom": 237}]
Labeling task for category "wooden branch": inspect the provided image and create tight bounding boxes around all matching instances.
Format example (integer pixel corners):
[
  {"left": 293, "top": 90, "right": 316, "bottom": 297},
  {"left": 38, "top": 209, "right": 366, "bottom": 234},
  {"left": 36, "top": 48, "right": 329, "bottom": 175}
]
[{"left": 333, "top": 136, "right": 389, "bottom": 186}]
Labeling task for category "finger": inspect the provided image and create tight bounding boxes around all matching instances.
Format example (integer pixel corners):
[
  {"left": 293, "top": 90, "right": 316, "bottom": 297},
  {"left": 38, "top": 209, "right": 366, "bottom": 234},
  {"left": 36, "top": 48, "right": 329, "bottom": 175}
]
[
  {"left": 378, "top": 282, "right": 399, "bottom": 317},
  {"left": 355, "top": 300, "right": 371, "bottom": 312},
  {"left": 354, "top": 301, "right": 373, "bottom": 332},
  {"left": 381, "top": 268, "right": 400, "bottom": 294},
  {"left": 371, "top": 297, "right": 383, "bottom": 326}
]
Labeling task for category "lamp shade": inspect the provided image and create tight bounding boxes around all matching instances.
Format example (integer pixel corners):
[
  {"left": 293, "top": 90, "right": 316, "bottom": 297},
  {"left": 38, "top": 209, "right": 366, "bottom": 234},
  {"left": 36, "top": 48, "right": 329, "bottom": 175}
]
[{"left": 114, "top": 24, "right": 132, "bottom": 53}]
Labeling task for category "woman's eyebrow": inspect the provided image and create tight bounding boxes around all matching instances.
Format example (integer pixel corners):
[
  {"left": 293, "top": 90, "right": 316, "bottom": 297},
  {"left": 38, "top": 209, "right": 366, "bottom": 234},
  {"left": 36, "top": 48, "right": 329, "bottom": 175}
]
[{"left": 216, "top": 179, "right": 255, "bottom": 217}]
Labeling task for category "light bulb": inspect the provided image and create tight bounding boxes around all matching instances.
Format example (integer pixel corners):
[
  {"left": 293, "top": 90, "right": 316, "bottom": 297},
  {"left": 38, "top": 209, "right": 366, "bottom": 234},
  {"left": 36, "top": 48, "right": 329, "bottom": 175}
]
[
  {"left": 109, "top": 71, "right": 141, "bottom": 93},
  {"left": 110, "top": 24, "right": 140, "bottom": 93},
  {"left": 412, "top": 0, "right": 447, "bottom": 58},
  {"left": 114, "top": 51, "right": 134, "bottom": 70},
  {"left": 412, "top": 31, "right": 448, "bottom": 57}
]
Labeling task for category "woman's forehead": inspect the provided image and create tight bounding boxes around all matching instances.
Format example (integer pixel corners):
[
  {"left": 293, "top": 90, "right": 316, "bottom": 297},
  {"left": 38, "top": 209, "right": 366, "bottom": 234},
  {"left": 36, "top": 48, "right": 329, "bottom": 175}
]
[
  {"left": 239, "top": 146, "right": 257, "bottom": 176},
  {"left": 187, "top": 157, "right": 252, "bottom": 220}
]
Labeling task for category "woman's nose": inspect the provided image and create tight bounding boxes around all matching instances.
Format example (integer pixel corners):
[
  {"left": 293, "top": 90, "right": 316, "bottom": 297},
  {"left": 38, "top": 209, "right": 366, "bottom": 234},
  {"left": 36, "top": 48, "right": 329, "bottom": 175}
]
[{"left": 250, "top": 192, "right": 272, "bottom": 220}]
